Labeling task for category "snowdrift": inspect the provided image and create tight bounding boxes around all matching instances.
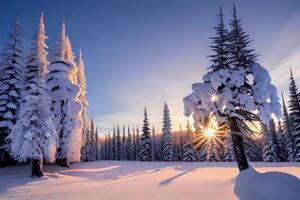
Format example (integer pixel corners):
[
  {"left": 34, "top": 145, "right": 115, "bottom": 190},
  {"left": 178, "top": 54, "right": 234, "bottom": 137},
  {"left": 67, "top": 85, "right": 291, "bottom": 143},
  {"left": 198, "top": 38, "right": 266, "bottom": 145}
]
[{"left": 234, "top": 165, "right": 300, "bottom": 200}]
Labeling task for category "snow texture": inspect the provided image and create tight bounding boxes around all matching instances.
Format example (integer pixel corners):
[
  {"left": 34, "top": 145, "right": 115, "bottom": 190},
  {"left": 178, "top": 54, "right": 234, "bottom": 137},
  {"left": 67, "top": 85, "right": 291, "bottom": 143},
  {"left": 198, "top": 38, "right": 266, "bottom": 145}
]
[
  {"left": 184, "top": 62, "right": 282, "bottom": 128},
  {"left": 0, "top": 161, "right": 299, "bottom": 200},
  {"left": 235, "top": 165, "right": 300, "bottom": 200}
]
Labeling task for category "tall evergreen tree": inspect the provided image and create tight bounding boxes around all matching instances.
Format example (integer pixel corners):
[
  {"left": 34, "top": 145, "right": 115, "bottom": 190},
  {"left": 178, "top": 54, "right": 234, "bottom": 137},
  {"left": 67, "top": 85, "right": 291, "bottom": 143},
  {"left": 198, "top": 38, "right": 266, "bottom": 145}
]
[
  {"left": 228, "top": 4, "right": 257, "bottom": 70},
  {"left": 136, "top": 127, "right": 140, "bottom": 160},
  {"left": 9, "top": 73, "right": 57, "bottom": 177},
  {"left": 208, "top": 6, "right": 230, "bottom": 72},
  {"left": 80, "top": 129, "right": 93, "bottom": 162},
  {"left": 95, "top": 127, "right": 100, "bottom": 160},
  {"left": 269, "top": 119, "right": 280, "bottom": 161},
  {"left": 139, "top": 108, "right": 152, "bottom": 161},
  {"left": 125, "top": 126, "right": 132, "bottom": 160},
  {"left": 81, "top": 120, "right": 95, "bottom": 162},
  {"left": 77, "top": 50, "right": 89, "bottom": 155},
  {"left": 47, "top": 22, "right": 82, "bottom": 167},
  {"left": 262, "top": 122, "right": 277, "bottom": 162},
  {"left": 122, "top": 125, "right": 126, "bottom": 160},
  {"left": 108, "top": 132, "right": 112, "bottom": 160},
  {"left": 161, "top": 103, "right": 174, "bottom": 161},
  {"left": 281, "top": 92, "right": 293, "bottom": 161},
  {"left": 206, "top": 140, "right": 221, "bottom": 162},
  {"left": 223, "top": 134, "right": 235, "bottom": 161},
  {"left": 0, "top": 19, "right": 24, "bottom": 166},
  {"left": 277, "top": 120, "right": 287, "bottom": 161},
  {"left": 104, "top": 134, "right": 108, "bottom": 160},
  {"left": 195, "top": 130, "right": 207, "bottom": 161},
  {"left": 183, "top": 120, "right": 197, "bottom": 162},
  {"left": 132, "top": 128, "right": 136, "bottom": 160},
  {"left": 178, "top": 125, "right": 184, "bottom": 161},
  {"left": 116, "top": 125, "right": 121, "bottom": 160},
  {"left": 151, "top": 125, "right": 159, "bottom": 161},
  {"left": 90, "top": 119, "right": 96, "bottom": 159},
  {"left": 9, "top": 14, "right": 57, "bottom": 176},
  {"left": 288, "top": 69, "right": 300, "bottom": 161},
  {"left": 111, "top": 127, "right": 116, "bottom": 160}
]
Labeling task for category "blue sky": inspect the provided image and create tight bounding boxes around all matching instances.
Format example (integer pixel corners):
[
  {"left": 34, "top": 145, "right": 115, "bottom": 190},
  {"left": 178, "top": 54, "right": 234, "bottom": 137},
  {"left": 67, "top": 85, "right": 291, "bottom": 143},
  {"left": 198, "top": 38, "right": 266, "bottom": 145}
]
[{"left": 1, "top": 0, "right": 300, "bottom": 133}]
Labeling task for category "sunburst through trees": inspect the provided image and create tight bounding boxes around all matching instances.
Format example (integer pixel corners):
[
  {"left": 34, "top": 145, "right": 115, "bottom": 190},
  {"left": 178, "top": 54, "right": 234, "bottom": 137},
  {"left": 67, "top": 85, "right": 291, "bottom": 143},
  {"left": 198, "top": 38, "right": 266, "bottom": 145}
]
[{"left": 193, "top": 114, "right": 228, "bottom": 161}]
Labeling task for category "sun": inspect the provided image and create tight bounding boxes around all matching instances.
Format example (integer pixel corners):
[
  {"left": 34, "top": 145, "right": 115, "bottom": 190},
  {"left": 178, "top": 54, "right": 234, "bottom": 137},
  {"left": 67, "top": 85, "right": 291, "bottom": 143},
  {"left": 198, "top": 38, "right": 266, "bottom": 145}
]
[
  {"left": 204, "top": 127, "right": 215, "bottom": 138},
  {"left": 210, "top": 94, "right": 218, "bottom": 102}
]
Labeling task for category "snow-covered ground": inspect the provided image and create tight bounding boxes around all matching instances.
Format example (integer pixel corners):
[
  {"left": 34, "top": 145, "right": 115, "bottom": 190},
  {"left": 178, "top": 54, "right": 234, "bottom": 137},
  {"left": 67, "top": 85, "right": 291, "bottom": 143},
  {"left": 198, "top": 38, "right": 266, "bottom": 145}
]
[{"left": 0, "top": 161, "right": 299, "bottom": 200}]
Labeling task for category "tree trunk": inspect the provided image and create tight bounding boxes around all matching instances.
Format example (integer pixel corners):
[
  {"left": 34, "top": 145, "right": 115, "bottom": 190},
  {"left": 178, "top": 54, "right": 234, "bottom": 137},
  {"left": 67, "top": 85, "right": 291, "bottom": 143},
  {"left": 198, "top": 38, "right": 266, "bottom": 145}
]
[
  {"left": 228, "top": 117, "right": 249, "bottom": 171},
  {"left": 0, "top": 151, "right": 5, "bottom": 168},
  {"left": 31, "top": 158, "right": 44, "bottom": 177},
  {"left": 57, "top": 158, "right": 70, "bottom": 168},
  {"left": 0, "top": 151, "right": 13, "bottom": 167}
]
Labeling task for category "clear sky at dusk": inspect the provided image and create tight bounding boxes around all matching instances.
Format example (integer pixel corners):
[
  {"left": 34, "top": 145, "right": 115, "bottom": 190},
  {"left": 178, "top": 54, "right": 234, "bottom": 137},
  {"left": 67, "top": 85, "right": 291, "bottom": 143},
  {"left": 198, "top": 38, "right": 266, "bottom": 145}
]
[{"left": 1, "top": 0, "right": 300, "bottom": 133}]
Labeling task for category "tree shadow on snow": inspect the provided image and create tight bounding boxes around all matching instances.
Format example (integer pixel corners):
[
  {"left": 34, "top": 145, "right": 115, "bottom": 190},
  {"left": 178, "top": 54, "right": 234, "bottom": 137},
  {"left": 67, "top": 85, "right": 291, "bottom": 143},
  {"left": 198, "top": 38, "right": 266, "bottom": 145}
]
[
  {"left": 46, "top": 161, "right": 169, "bottom": 182},
  {"left": 234, "top": 166, "right": 300, "bottom": 200},
  {"left": 0, "top": 165, "right": 44, "bottom": 195},
  {"left": 159, "top": 164, "right": 199, "bottom": 186}
]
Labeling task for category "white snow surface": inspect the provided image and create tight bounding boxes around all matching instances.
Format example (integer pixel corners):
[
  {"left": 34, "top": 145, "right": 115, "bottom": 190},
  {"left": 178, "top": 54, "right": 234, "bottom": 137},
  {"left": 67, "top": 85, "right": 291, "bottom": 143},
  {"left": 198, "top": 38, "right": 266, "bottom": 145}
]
[{"left": 0, "top": 161, "right": 299, "bottom": 200}]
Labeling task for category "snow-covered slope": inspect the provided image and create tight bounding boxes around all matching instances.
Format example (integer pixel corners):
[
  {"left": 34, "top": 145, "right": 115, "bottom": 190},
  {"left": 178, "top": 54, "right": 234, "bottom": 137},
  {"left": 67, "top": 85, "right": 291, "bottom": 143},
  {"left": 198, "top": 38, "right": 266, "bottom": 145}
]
[{"left": 0, "top": 161, "right": 299, "bottom": 200}]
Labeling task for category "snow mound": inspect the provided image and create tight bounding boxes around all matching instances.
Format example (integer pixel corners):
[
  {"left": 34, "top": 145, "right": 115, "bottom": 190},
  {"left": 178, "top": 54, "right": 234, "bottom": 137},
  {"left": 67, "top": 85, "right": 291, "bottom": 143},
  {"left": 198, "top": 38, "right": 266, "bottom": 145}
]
[{"left": 234, "top": 166, "right": 300, "bottom": 200}]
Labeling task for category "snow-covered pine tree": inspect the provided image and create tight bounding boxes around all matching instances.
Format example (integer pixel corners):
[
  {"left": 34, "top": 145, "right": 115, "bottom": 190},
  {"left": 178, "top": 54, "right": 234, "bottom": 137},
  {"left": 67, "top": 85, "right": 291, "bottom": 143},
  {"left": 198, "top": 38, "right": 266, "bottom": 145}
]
[
  {"left": 10, "top": 75, "right": 57, "bottom": 177},
  {"left": 80, "top": 129, "right": 93, "bottom": 162},
  {"left": 281, "top": 92, "right": 293, "bottom": 161},
  {"left": 100, "top": 137, "right": 105, "bottom": 160},
  {"left": 77, "top": 49, "right": 89, "bottom": 154},
  {"left": 178, "top": 125, "right": 184, "bottom": 161},
  {"left": 262, "top": 123, "right": 277, "bottom": 162},
  {"left": 47, "top": 22, "right": 82, "bottom": 167},
  {"left": 228, "top": 4, "right": 257, "bottom": 70},
  {"left": 90, "top": 119, "right": 96, "bottom": 160},
  {"left": 161, "top": 103, "right": 174, "bottom": 161},
  {"left": 136, "top": 127, "right": 140, "bottom": 160},
  {"left": 269, "top": 118, "right": 280, "bottom": 161},
  {"left": 139, "top": 108, "right": 151, "bottom": 161},
  {"left": 206, "top": 140, "right": 221, "bottom": 162},
  {"left": 122, "top": 125, "right": 126, "bottom": 160},
  {"left": 277, "top": 120, "right": 287, "bottom": 161},
  {"left": 9, "top": 13, "right": 57, "bottom": 177},
  {"left": 151, "top": 125, "right": 159, "bottom": 161},
  {"left": 95, "top": 127, "right": 101, "bottom": 160},
  {"left": 208, "top": 6, "right": 230, "bottom": 72},
  {"left": 183, "top": 120, "right": 197, "bottom": 162},
  {"left": 81, "top": 120, "right": 97, "bottom": 162},
  {"left": 125, "top": 126, "right": 132, "bottom": 160},
  {"left": 116, "top": 125, "right": 121, "bottom": 160},
  {"left": 216, "top": 128, "right": 226, "bottom": 161},
  {"left": 108, "top": 132, "right": 112, "bottom": 160},
  {"left": 184, "top": 5, "right": 281, "bottom": 171},
  {"left": 132, "top": 128, "right": 136, "bottom": 160},
  {"left": 223, "top": 133, "right": 235, "bottom": 161},
  {"left": 0, "top": 19, "right": 24, "bottom": 166},
  {"left": 106, "top": 133, "right": 110, "bottom": 160},
  {"left": 104, "top": 134, "right": 108, "bottom": 160},
  {"left": 240, "top": 124, "right": 263, "bottom": 162},
  {"left": 111, "top": 127, "right": 116, "bottom": 160},
  {"left": 194, "top": 129, "right": 206, "bottom": 161},
  {"left": 288, "top": 69, "right": 300, "bottom": 161}
]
